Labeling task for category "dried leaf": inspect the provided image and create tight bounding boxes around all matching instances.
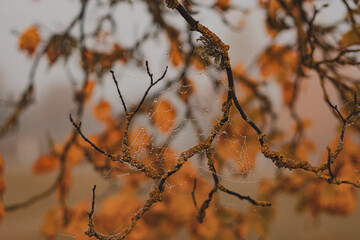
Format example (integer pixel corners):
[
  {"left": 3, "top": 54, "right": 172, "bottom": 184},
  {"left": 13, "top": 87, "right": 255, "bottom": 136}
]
[
  {"left": 32, "top": 154, "right": 60, "bottom": 174},
  {"left": 45, "top": 34, "right": 77, "bottom": 64},
  {"left": 93, "top": 100, "right": 111, "bottom": 123},
  {"left": 0, "top": 154, "right": 4, "bottom": 174},
  {"left": 0, "top": 200, "right": 5, "bottom": 224},
  {"left": 191, "top": 51, "right": 207, "bottom": 70},
  {"left": 306, "top": 183, "right": 356, "bottom": 216},
  {"left": 100, "top": 189, "right": 142, "bottom": 232},
  {"left": 152, "top": 100, "right": 176, "bottom": 133},
  {"left": 62, "top": 201, "right": 90, "bottom": 239},
  {"left": 19, "top": 26, "right": 41, "bottom": 56},
  {"left": 41, "top": 206, "right": 64, "bottom": 239},
  {"left": 258, "top": 44, "right": 297, "bottom": 78},
  {"left": 178, "top": 78, "right": 194, "bottom": 102},
  {"left": 339, "top": 26, "right": 360, "bottom": 48},
  {"left": 82, "top": 80, "right": 95, "bottom": 103},
  {"left": 0, "top": 154, "right": 5, "bottom": 197},
  {"left": 281, "top": 79, "right": 294, "bottom": 107},
  {"left": 67, "top": 144, "right": 84, "bottom": 166},
  {"left": 214, "top": 0, "right": 230, "bottom": 11},
  {"left": 191, "top": 210, "right": 220, "bottom": 238},
  {"left": 0, "top": 201, "right": 5, "bottom": 225},
  {"left": 129, "top": 127, "right": 151, "bottom": 155},
  {"left": 169, "top": 39, "right": 184, "bottom": 66}
]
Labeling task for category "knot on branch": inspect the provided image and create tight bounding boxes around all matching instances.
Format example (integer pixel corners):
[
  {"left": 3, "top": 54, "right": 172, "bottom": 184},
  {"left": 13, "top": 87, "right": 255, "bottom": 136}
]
[{"left": 165, "top": 0, "right": 179, "bottom": 9}]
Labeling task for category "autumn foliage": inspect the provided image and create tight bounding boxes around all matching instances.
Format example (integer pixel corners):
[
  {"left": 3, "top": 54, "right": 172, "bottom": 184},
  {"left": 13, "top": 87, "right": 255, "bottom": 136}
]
[{"left": 2, "top": 0, "right": 360, "bottom": 239}]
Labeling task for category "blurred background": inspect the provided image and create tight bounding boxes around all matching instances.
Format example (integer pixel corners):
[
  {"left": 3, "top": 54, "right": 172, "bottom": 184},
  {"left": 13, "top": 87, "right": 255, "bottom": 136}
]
[{"left": 0, "top": 0, "right": 359, "bottom": 239}]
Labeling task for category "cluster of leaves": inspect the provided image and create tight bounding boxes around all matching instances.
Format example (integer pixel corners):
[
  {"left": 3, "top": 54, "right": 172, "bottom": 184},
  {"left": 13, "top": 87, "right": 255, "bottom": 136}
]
[{"left": 1, "top": 0, "right": 360, "bottom": 239}]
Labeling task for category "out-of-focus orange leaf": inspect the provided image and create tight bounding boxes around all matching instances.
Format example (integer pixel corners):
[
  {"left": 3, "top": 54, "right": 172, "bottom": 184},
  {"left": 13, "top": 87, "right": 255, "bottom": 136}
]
[
  {"left": 322, "top": 135, "right": 360, "bottom": 181},
  {"left": 0, "top": 154, "right": 4, "bottom": 224},
  {"left": 0, "top": 154, "right": 5, "bottom": 197},
  {"left": 0, "top": 201, "right": 4, "bottom": 225},
  {"left": 45, "top": 34, "right": 77, "bottom": 64},
  {"left": 279, "top": 173, "right": 306, "bottom": 193},
  {"left": 191, "top": 51, "right": 207, "bottom": 70},
  {"left": 258, "top": 44, "right": 297, "bottom": 78},
  {"left": 234, "top": 213, "right": 251, "bottom": 238},
  {"left": 112, "top": 43, "right": 129, "bottom": 63},
  {"left": 100, "top": 188, "right": 142, "bottom": 232},
  {"left": 67, "top": 144, "right": 84, "bottom": 166},
  {"left": 281, "top": 79, "right": 294, "bottom": 107},
  {"left": 168, "top": 193, "right": 194, "bottom": 222},
  {"left": 253, "top": 204, "right": 275, "bottom": 236},
  {"left": 129, "top": 127, "right": 151, "bottom": 155},
  {"left": 0, "top": 154, "right": 4, "bottom": 174},
  {"left": 0, "top": 177, "right": 6, "bottom": 197},
  {"left": 290, "top": 137, "right": 316, "bottom": 163},
  {"left": 19, "top": 26, "right": 41, "bottom": 56},
  {"left": 41, "top": 206, "right": 64, "bottom": 240},
  {"left": 62, "top": 201, "right": 90, "bottom": 239},
  {"left": 152, "top": 100, "right": 176, "bottom": 133},
  {"left": 169, "top": 39, "right": 184, "bottom": 66},
  {"left": 126, "top": 220, "right": 150, "bottom": 240},
  {"left": 82, "top": 80, "right": 95, "bottom": 103},
  {"left": 32, "top": 154, "right": 60, "bottom": 174},
  {"left": 156, "top": 147, "right": 177, "bottom": 173},
  {"left": 93, "top": 100, "right": 111, "bottom": 123},
  {"left": 292, "top": 119, "right": 312, "bottom": 132},
  {"left": 56, "top": 168, "right": 72, "bottom": 200},
  {"left": 178, "top": 78, "right": 194, "bottom": 102},
  {"left": 339, "top": 26, "right": 360, "bottom": 48},
  {"left": 105, "top": 129, "right": 124, "bottom": 150},
  {"left": 191, "top": 210, "right": 220, "bottom": 238},
  {"left": 214, "top": 0, "right": 230, "bottom": 11},
  {"left": 232, "top": 64, "right": 244, "bottom": 76},
  {"left": 305, "top": 183, "right": 356, "bottom": 216}
]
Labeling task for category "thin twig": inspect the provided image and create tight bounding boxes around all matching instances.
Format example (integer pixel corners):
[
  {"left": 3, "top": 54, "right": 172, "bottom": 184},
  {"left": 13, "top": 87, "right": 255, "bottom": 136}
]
[{"left": 110, "top": 70, "right": 128, "bottom": 114}]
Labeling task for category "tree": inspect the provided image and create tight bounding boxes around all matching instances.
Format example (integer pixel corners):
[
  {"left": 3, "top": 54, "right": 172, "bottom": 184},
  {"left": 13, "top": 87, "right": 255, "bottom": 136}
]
[{"left": 1, "top": 0, "right": 360, "bottom": 239}]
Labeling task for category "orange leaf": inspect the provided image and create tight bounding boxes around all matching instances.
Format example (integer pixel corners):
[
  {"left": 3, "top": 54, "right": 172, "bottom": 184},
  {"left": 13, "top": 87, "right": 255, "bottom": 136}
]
[
  {"left": 41, "top": 206, "right": 64, "bottom": 239},
  {"left": 169, "top": 39, "right": 184, "bottom": 66},
  {"left": 112, "top": 43, "right": 129, "bottom": 63},
  {"left": 159, "top": 147, "right": 177, "bottom": 172},
  {"left": 191, "top": 52, "right": 207, "bottom": 70},
  {"left": 178, "top": 78, "right": 194, "bottom": 102},
  {"left": 192, "top": 210, "right": 220, "bottom": 238},
  {"left": 83, "top": 80, "right": 95, "bottom": 103},
  {"left": 129, "top": 127, "right": 151, "bottom": 155},
  {"left": 32, "top": 154, "right": 60, "bottom": 174},
  {"left": 19, "top": 26, "right": 40, "bottom": 56},
  {"left": 281, "top": 79, "right": 294, "bottom": 107},
  {"left": 339, "top": 26, "right": 360, "bottom": 49},
  {"left": 306, "top": 183, "right": 356, "bottom": 216},
  {"left": 0, "top": 178, "right": 6, "bottom": 197},
  {"left": 100, "top": 189, "right": 142, "bottom": 232},
  {"left": 0, "top": 154, "right": 5, "bottom": 197},
  {"left": 0, "top": 201, "right": 5, "bottom": 225},
  {"left": 62, "top": 201, "right": 91, "bottom": 239},
  {"left": 258, "top": 44, "right": 297, "bottom": 78},
  {"left": 93, "top": 100, "right": 111, "bottom": 123},
  {"left": 45, "top": 34, "right": 77, "bottom": 64},
  {"left": 67, "top": 144, "right": 84, "bottom": 166},
  {"left": 0, "top": 154, "right": 4, "bottom": 174},
  {"left": 214, "top": 0, "right": 230, "bottom": 11},
  {"left": 152, "top": 100, "right": 176, "bottom": 133}
]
